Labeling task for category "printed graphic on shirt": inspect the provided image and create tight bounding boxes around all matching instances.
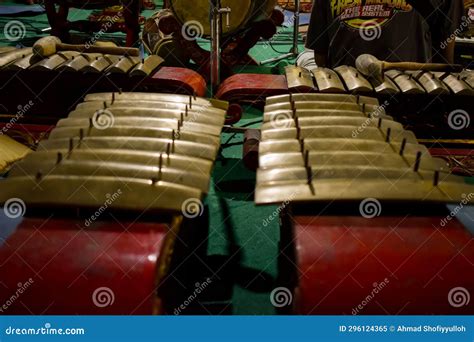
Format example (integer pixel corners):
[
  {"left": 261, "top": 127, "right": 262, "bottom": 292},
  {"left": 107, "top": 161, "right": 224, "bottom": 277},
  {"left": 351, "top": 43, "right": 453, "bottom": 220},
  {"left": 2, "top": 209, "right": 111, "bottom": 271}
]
[{"left": 330, "top": 0, "right": 413, "bottom": 29}]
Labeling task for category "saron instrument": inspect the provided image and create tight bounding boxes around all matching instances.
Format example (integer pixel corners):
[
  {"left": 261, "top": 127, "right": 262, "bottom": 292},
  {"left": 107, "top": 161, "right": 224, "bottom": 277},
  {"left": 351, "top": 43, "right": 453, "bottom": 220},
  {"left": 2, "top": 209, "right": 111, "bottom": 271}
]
[
  {"left": 0, "top": 92, "right": 225, "bottom": 314},
  {"left": 216, "top": 65, "right": 474, "bottom": 150},
  {"left": 0, "top": 44, "right": 209, "bottom": 118},
  {"left": 256, "top": 93, "right": 474, "bottom": 314}
]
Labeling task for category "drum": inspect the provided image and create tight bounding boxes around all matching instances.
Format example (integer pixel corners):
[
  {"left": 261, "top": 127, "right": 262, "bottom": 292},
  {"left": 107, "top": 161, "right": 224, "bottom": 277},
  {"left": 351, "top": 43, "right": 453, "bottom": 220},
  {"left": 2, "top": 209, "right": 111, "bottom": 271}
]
[{"left": 169, "top": 0, "right": 277, "bottom": 36}]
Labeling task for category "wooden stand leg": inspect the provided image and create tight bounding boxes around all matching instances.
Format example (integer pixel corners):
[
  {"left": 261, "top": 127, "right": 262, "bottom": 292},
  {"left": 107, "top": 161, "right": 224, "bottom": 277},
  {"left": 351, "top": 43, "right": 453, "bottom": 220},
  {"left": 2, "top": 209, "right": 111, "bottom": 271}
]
[
  {"left": 44, "top": 0, "right": 70, "bottom": 41},
  {"left": 123, "top": 0, "right": 140, "bottom": 47}
]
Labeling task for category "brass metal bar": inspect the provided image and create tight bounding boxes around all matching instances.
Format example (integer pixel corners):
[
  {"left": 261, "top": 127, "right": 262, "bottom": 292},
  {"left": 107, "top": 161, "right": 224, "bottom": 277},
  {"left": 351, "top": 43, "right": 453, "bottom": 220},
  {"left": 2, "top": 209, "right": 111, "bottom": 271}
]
[
  {"left": 0, "top": 47, "right": 32, "bottom": 68},
  {"left": 258, "top": 151, "right": 440, "bottom": 170},
  {"left": 20, "top": 149, "right": 214, "bottom": 175},
  {"left": 385, "top": 70, "right": 426, "bottom": 94},
  {"left": 75, "top": 100, "right": 226, "bottom": 118},
  {"left": 68, "top": 108, "right": 226, "bottom": 126},
  {"left": 84, "top": 92, "right": 228, "bottom": 110},
  {"left": 407, "top": 71, "right": 450, "bottom": 95},
  {"left": 460, "top": 70, "right": 474, "bottom": 89},
  {"left": 367, "top": 75, "right": 400, "bottom": 94},
  {"left": 29, "top": 51, "right": 80, "bottom": 71},
  {"left": 311, "top": 67, "right": 346, "bottom": 93},
  {"left": 56, "top": 53, "right": 103, "bottom": 72},
  {"left": 255, "top": 178, "right": 471, "bottom": 204},
  {"left": 258, "top": 138, "right": 431, "bottom": 157},
  {"left": 107, "top": 56, "right": 140, "bottom": 74},
  {"left": 81, "top": 54, "right": 120, "bottom": 73},
  {"left": 129, "top": 55, "right": 164, "bottom": 77},
  {"left": 261, "top": 126, "right": 416, "bottom": 143},
  {"left": 5, "top": 53, "right": 39, "bottom": 71},
  {"left": 47, "top": 126, "right": 221, "bottom": 146},
  {"left": 334, "top": 65, "right": 373, "bottom": 93},
  {"left": 56, "top": 117, "right": 222, "bottom": 137},
  {"left": 261, "top": 117, "right": 402, "bottom": 131},
  {"left": 434, "top": 72, "right": 474, "bottom": 96},
  {"left": 264, "top": 101, "right": 381, "bottom": 113},
  {"left": 0, "top": 175, "right": 203, "bottom": 213},
  {"left": 256, "top": 166, "right": 446, "bottom": 184},
  {"left": 38, "top": 137, "right": 219, "bottom": 161},
  {"left": 10, "top": 159, "right": 210, "bottom": 193},
  {"left": 285, "top": 65, "right": 315, "bottom": 90},
  {"left": 266, "top": 93, "right": 380, "bottom": 106},
  {"left": 263, "top": 110, "right": 394, "bottom": 122}
]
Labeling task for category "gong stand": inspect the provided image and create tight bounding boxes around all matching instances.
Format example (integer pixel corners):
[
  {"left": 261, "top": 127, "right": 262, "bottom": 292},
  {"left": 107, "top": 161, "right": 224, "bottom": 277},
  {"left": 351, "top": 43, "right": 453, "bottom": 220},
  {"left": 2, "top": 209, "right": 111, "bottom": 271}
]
[
  {"left": 158, "top": 8, "right": 282, "bottom": 85},
  {"left": 260, "top": 0, "right": 300, "bottom": 65},
  {"left": 210, "top": 0, "right": 231, "bottom": 93}
]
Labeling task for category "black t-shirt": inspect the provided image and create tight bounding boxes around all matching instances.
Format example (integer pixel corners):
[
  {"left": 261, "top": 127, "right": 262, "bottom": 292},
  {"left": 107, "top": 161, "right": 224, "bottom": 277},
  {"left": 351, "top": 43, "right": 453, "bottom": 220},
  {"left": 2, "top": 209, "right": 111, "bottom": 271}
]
[{"left": 306, "top": 0, "right": 465, "bottom": 68}]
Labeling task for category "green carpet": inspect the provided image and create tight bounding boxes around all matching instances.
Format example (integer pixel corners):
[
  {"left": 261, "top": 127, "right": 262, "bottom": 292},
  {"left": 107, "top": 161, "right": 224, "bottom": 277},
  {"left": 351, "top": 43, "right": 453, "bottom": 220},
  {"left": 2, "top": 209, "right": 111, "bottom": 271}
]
[{"left": 0, "top": 1, "right": 305, "bottom": 315}]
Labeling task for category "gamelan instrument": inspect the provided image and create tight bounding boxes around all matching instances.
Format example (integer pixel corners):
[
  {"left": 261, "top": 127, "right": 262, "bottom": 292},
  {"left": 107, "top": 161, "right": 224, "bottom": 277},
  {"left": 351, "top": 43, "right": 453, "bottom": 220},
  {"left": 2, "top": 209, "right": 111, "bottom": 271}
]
[
  {"left": 216, "top": 64, "right": 474, "bottom": 157},
  {"left": 0, "top": 92, "right": 225, "bottom": 314},
  {"left": 0, "top": 45, "right": 209, "bottom": 119},
  {"left": 217, "top": 65, "right": 474, "bottom": 104},
  {"left": 143, "top": 1, "right": 283, "bottom": 79},
  {"left": 256, "top": 93, "right": 474, "bottom": 314}
]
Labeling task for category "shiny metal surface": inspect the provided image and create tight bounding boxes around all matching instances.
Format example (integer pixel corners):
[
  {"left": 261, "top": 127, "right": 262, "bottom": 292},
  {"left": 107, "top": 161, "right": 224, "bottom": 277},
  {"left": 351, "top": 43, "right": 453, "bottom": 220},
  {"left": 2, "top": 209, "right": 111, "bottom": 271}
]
[
  {"left": 56, "top": 53, "right": 103, "bottom": 72},
  {"left": 56, "top": 117, "right": 222, "bottom": 137},
  {"left": 20, "top": 149, "right": 214, "bottom": 175},
  {"left": 285, "top": 65, "right": 315, "bottom": 90},
  {"left": 75, "top": 100, "right": 226, "bottom": 118},
  {"left": 261, "top": 117, "right": 402, "bottom": 131},
  {"left": 334, "top": 65, "right": 373, "bottom": 93},
  {"left": 264, "top": 101, "right": 377, "bottom": 113},
  {"left": 81, "top": 54, "right": 120, "bottom": 73},
  {"left": 10, "top": 159, "right": 210, "bottom": 193},
  {"left": 38, "top": 136, "right": 219, "bottom": 161},
  {"left": 254, "top": 92, "right": 473, "bottom": 205},
  {"left": 68, "top": 107, "right": 226, "bottom": 127},
  {"left": 0, "top": 175, "right": 203, "bottom": 213},
  {"left": 435, "top": 72, "right": 474, "bottom": 96},
  {"left": 107, "top": 56, "right": 140, "bottom": 74},
  {"left": 260, "top": 126, "right": 416, "bottom": 143},
  {"left": 263, "top": 109, "right": 394, "bottom": 122},
  {"left": 84, "top": 92, "right": 228, "bottom": 110},
  {"left": 460, "top": 70, "right": 474, "bottom": 89},
  {"left": 407, "top": 70, "right": 450, "bottom": 95},
  {"left": 265, "top": 93, "right": 380, "bottom": 106},
  {"left": 29, "top": 51, "right": 80, "bottom": 71},
  {"left": 129, "top": 55, "right": 164, "bottom": 77},
  {"left": 47, "top": 126, "right": 220, "bottom": 146},
  {"left": 385, "top": 70, "right": 425, "bottom": 94},
  {"left": 255, "top": 178, "right": 471, "bottom": 204},
  {"left": 312, "top": 67, "right": 346, "bottom": 93}
]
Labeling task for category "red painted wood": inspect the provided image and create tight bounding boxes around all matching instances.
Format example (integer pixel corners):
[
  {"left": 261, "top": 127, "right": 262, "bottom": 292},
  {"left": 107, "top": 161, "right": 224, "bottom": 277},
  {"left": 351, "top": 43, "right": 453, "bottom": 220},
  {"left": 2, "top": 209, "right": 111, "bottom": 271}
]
[
  {"left": 149, "top": 67, "right": 207, "bottom": 97},
  {"left": 0, "top": 218, "right": 170, "bottom": 314},
  {"left": 216, "top": 74, "right": 288, "bottom": 103},
  {"left": 292, "top": 215, "right": 474, "bottom": 314}
]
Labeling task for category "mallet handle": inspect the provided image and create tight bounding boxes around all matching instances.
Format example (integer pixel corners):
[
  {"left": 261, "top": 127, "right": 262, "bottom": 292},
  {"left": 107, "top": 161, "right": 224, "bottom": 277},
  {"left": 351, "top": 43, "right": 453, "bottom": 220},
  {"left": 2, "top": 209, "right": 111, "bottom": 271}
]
[
  {"left": 56, "top": 43, "right": 139, "bottom": 56},
  {"left": 383, "top": 61, "right": 463, "bottom": 73}
]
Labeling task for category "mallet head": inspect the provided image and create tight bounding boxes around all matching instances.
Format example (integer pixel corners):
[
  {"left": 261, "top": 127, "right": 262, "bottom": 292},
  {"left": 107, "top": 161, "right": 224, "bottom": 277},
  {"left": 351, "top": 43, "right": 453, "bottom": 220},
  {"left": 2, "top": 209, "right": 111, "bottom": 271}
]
[
  {"left": 33, "top": 36, "right": 61, "bottom": 58},
  {"left": 355, "top": 54, "right": 384, "bottom": 82}
]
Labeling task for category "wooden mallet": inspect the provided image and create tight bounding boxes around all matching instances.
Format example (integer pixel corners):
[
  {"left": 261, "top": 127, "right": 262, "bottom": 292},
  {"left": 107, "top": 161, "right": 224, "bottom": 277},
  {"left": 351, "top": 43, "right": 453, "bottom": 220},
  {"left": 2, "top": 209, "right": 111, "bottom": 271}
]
[
  {"left": 33, "top": 36, "right": 139, "bottom": 58},
  {"left": 355, "top": 54, "right": 464, "bottom": 82}
]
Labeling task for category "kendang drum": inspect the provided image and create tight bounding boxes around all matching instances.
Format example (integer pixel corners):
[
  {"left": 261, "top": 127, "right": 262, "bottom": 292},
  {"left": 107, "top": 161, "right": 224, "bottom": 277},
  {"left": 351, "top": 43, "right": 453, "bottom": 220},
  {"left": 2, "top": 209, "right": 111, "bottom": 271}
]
[{"left": 143, "top": 0, "right": 282, "bottom": 78}]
